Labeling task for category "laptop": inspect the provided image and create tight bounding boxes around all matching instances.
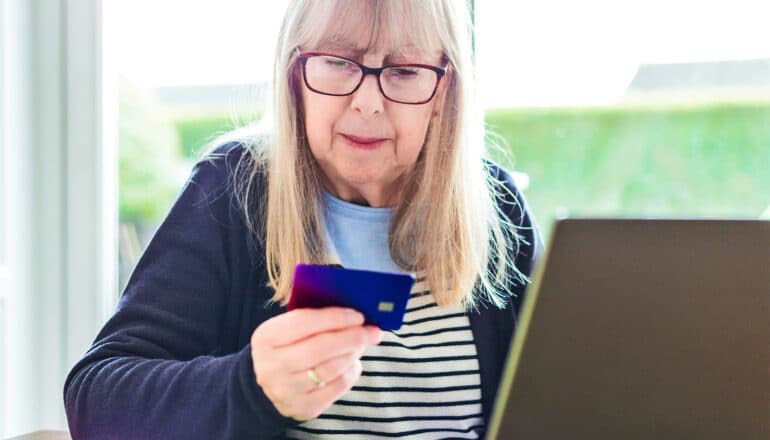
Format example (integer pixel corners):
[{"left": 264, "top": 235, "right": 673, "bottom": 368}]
[{"left": 486, "top": 219, "right": 769, "bottom": 439}]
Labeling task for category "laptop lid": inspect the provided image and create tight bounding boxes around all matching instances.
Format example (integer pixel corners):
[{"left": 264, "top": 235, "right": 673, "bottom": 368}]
[{"left": 487, "top": 219, "right": 769, "bottom": 439}]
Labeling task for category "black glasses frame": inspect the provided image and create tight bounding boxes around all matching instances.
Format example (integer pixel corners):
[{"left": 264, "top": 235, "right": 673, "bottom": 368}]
[{"left": 297, "top": 52, "right": 448, "bottom": 105}]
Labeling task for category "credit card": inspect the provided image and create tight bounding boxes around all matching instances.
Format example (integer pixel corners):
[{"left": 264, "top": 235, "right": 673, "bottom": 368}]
[{"left": 287, "top": 264, "right": 416, "bottom": 330}]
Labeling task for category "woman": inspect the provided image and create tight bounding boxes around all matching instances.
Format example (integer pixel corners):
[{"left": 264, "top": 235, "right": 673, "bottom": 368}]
[{"left": 64, "top": 0, "right": 542, "bottom": 438}]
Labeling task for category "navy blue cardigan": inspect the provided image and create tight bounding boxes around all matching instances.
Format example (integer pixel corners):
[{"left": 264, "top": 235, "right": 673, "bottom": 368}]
[{"left": 63, "top": 143, "right": 542, "bottom": 439}]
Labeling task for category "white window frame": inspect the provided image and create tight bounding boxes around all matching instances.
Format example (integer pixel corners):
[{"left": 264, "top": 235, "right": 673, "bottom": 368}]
[
  {"left": 2, "top": 0, "right": 114, "bottom": 437},
  {"left": 1, "top": 0, "right": 6, "bottom": 432}
]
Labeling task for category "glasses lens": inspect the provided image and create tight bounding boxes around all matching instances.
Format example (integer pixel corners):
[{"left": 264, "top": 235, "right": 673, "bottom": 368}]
[
  {"left": 381, "top": 66, "right": 438, "bottom": 103},
  {"left": 304, "top": 55, "right": 362, "bottom": 95}
]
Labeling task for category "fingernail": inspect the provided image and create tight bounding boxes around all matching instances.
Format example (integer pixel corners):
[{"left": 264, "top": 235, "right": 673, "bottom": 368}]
[{"left": 348, "top": 310, "right": 365, "bottom": 324}]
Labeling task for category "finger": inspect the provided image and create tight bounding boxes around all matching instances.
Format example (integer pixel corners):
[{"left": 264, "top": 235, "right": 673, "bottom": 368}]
[
  {"left": 294, "top": 349, "right": 363, "bottom": 393},
  {"left": 308, "top": 358, "right": 364, "bottom": 411},
  {"left": 255, "top": 307, "right": 364, "bottom": 346},
  {"left": 297, "top": 359, "right": 364, "bottom": 421},
  {"left": 282, "top": 325, "right": 381, "bottom": 372},
  {"left": 269, "top": 347, "right": 366, "bottom": 412}
]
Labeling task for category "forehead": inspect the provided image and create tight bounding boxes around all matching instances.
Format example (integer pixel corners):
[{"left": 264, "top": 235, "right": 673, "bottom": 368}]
[
  {"left": 298, "top": 0, "right": 444, "bottom": 60},
  {"left": 315, "top": 37, "right": 442, "bottom": 62}
]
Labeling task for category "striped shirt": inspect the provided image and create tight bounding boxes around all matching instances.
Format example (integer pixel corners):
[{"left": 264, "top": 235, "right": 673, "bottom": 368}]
[{"left": 284, "top": 191, "right": 484, "bottom": 439}]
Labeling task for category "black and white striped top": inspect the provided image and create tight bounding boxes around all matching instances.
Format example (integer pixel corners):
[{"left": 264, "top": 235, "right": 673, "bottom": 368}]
[
  {"left": 285, "top": 276, "right": 484, "bottom": 439},
  {"left": 285, "top": 190, "right": 485, "bottom": 438}
]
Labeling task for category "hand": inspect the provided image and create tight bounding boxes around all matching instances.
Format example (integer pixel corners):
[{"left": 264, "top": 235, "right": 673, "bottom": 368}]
[{"left": 250, "top": 307, "right": 383, "bottom": 421}]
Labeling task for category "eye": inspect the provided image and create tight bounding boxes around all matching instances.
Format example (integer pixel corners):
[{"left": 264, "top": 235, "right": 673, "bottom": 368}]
[
  {"left": 389, "top": 67, "right": 419, "bottom": 77},
  {"left": 324, "top": 57, "right": 357, "bottom": 71}
]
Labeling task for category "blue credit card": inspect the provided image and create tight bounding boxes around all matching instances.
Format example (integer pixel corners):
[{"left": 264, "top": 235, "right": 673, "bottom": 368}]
[{"left": 287, "top": 264, "right": 416, "bottom": 330}]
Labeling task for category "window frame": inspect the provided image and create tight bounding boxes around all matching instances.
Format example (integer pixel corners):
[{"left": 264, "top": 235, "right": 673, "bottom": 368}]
[{"left": 1, "top": 0, "right": 114, "bottom": 436}]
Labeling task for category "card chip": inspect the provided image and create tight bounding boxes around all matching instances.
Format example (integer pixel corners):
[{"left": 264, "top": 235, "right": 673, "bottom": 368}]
[{"left": 378, "top": 301, "right": 394, "bottom": 312}]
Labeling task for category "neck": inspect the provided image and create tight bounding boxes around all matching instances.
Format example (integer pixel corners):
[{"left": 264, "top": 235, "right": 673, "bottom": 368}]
[{"left": 321, "top": 175, "right": 405, "bottom": 208}]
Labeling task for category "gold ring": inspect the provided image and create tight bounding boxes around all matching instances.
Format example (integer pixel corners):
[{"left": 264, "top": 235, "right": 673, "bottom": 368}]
[{"left": 306, "top": 368, "right": 325, "bottom": 387}]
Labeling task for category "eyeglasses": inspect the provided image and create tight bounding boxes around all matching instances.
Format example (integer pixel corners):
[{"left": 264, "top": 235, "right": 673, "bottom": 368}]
[{"left": 297, "top": 52, "right": 447, "bottom": 105}]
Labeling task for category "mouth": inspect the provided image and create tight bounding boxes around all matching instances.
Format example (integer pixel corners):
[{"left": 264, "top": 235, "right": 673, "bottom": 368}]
[{"left": 340, "top": 133, "right": 388, "bottom": 150}]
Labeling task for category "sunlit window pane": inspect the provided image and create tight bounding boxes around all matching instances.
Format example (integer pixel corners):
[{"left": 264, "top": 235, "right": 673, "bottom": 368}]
[
  {"left": 477, "top": 0, "right": 770, "bottom": 240},
  {"left": 110, "top": 0, "right": 287, "bottom": 291}
]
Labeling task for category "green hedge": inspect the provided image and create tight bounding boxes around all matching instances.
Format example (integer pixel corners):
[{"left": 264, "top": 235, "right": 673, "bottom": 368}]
[
  {"left": 174, "top": 115, "right": 247, "bottom": 159},
  {"left": 485, "top": 102, "right": 770, "bottom": 238}
]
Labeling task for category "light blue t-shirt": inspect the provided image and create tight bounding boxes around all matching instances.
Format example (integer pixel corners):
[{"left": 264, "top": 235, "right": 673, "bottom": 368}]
[{"left": 322, "top": 189, "right": 406, "bottom": 274}]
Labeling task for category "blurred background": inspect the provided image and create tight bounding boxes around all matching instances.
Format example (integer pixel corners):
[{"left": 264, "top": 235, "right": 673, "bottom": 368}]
[{"left": 1, "top": 0, "right": 768, "bottom": 437}]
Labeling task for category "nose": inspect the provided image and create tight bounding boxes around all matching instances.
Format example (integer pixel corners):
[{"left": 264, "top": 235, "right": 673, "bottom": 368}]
[{"left": 350, "top": 73, "right": 385, "bottom": 117}]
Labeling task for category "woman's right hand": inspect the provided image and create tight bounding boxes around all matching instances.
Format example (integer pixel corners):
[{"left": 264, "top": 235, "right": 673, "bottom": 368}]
[{"left": 250, "top": 307, "right": 383, "bottom": 421}]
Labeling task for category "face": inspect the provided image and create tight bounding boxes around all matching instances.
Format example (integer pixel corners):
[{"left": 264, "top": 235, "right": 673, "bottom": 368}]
[{"left": 298, "top": 32, "right": 447, "bottom": 208}]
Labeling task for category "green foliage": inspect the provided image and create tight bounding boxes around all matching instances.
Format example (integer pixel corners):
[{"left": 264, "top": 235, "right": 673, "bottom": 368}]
[
  {"left": 485, "top": 102, "right": 770, "bottom": 240},
  {"left": 119, "top": 80, "right": 186, "bottom": 224},
  {"left": 174, "top": 115, "right": 239, "bottom": 159},
  {"left": 172, "top": 111, "right": 259, "bottom": 160}
]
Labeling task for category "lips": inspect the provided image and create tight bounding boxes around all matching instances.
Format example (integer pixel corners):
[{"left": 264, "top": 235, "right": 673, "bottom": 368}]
[
  {"left": 341, "top": 133, "right": 387, "bottom": 144},
  {"left": 339, "top": 133, "right": 388, "bottom": 151}
]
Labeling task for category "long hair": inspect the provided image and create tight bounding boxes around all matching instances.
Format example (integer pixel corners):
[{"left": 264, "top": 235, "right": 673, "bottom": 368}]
[{"left": 226, "top": 0, "right": 525, "bottom": 309}]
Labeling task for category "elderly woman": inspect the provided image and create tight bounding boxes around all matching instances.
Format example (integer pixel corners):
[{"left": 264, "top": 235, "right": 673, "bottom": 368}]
[{"left": 64, "top": 0, "right": 542, "bottom": 438}]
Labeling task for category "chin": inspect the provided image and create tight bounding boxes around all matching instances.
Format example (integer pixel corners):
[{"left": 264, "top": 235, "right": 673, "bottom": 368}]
[{"left": 338, "top": 168, "right": 381, "bottom": 185}]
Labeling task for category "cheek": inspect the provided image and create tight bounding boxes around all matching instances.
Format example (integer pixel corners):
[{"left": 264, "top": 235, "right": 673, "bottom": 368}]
[
  {"left": 301, "top": 90, "right": 343, "bottom": 152},
  {"left": 394, "top": 107, "right": 435, "bottom": 155}
]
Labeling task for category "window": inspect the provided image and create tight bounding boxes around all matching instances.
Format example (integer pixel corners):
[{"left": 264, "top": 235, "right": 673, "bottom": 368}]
[
  {"left": 112, "top": 0, "right": 769, "bottom": 274},
  {"left": 1, "top": 0, "right": 9, "bottom": 433},
  {"left": 111, "top": 0, "right": 287, "bottom": 291},
  {"left": 2, "top": 0, "right": 108, "bottom": 435},
  {"left": 476, "top": 0, "right": 770, "bottom": 241}
]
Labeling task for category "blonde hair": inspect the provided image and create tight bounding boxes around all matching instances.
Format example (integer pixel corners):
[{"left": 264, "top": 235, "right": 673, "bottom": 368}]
[{"left": 226, "top": 0, "right": 525, "bottom": 309}]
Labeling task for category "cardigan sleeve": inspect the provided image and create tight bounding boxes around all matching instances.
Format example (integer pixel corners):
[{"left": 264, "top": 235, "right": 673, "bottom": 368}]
[{"left": 63, "top": 144, "right": 299, "bottom": 439}]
